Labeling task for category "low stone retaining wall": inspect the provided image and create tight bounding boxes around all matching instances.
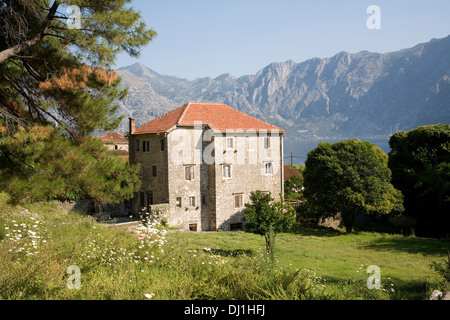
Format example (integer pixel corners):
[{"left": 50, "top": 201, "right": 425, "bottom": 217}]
[{"left": 53, "top": 199, "right": 94, "bottom": 214}]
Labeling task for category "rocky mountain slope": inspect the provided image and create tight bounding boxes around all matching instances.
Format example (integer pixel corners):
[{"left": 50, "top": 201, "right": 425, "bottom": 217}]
[{"left": 114, "top": 36, "right": 450, "bottom": 139}]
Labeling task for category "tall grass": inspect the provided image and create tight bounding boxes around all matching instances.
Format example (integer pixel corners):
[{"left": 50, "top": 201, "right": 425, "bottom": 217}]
[
  {"left": 1, "top": 193, "right": 448, "bottom": 300},
  {"left": 0, "top": 194, "right": 327, "bottom": 300}
]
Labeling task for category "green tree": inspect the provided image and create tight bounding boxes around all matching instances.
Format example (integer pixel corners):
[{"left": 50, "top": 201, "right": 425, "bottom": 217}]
[
  {"left": 303, "top": 139, "right": 403, "bottom": 233},
  {"left": 291, "top": 164, "right": 306, "bottom": 175},
  {"left": 244, "top": 191, "right": 295, "bottom": 256},
  {"left": 388, "top": 124, "right": 450, "bottom": 237},
  {"left": 284, "top": 175, "right": 304, "bottom": 200},
  {"left": 0, "top": 0, "right": 155, "bottom": 204}
]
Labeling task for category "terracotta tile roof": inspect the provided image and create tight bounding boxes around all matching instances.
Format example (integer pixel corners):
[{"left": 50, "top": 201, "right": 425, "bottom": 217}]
[
  {"left": 98, "top": 131, "right": 128, "bottom": 144},
  {"left": 284, "top": 165, "right": 303, "bottom": 182},
  {"left": 133, "top": 102, "right": 285, "bottom": 134}
]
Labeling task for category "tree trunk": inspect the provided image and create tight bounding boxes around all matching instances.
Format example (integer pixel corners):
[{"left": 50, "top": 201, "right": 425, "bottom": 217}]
[
  {"left": 0, "top": 2, "right": 59, "bottom": 64},
  {"left": 265, "top": 227, "right": 276, "bottom": 267},
  {"left": 342, "top": 214, "right": 354, "bottom": 233},
  {"left": 265, "top": 233, "right": 272, "bottom": 255}
]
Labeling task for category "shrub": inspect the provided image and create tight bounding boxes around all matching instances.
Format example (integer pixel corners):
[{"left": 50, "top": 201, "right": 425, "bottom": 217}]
[{"left": 430, "top": 250, "right": 450, "bottom": 291}]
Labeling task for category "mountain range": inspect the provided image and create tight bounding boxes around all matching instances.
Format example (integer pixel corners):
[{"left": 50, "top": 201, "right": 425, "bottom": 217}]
[{"left": 114, "top": 36, "right": 450, "bottom": 142}]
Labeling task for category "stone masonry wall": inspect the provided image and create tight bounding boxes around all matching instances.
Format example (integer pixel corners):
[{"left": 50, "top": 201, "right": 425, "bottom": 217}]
[
  {"left": 167, "top": 127, "right": 204, "bottom": 230},
  {"left": 132, "top": 133, "right": 169, "bottom": 213},
  {"left": 212, "top": 132, "right": 284, "bottom": 230},
  {"left": 131, "top": 126, "right": 284, "bottom": 232}
]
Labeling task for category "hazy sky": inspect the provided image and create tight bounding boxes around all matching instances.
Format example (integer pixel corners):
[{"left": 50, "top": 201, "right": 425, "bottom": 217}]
[{"left": 114, "top": 0, "right": 450, "bottom": 80}]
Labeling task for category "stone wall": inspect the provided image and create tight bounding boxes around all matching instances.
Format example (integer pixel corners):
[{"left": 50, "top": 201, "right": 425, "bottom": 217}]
[
  {"left": 212, "top": 132, "right": 284, "bottom": 230},
  {"left": 53, "top": 199, "right": 94, "bottom": 214},
  {"left": 130, "top": 126, "right": 284, "bottom": 232},
  {"left": 131, "top": 133, "right": 169, "bottom": 214},
  {"left": 167, "top": 127, "right": 204, "bottom": 230}
]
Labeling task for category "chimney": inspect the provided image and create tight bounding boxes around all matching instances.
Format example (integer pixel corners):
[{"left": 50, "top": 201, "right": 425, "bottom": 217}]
[{"left": 129, "top": 118, "right": 135, "bottom": 134}]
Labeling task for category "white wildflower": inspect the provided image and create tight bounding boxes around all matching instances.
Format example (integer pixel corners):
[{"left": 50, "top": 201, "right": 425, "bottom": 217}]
[{"left": 144, "top": 293, "right": 154, "bottom": 300}]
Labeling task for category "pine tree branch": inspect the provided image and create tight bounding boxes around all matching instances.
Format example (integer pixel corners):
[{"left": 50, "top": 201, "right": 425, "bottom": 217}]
[
  {"left": 0, "top": 2, "right": 59, "bottom": 64},
  {"left": 4, "top": 75, "right": 80, "bottom": 143},
  {"left": 0, "top": 148, "right": 31, "bottom": 181},
  {"left": 19, "top": 59, "right": 45, "bottom": 83}
]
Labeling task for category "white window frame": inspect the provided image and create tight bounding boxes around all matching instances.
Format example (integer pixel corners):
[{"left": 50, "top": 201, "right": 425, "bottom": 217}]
[
  {"left": 234, "top": 193, "right": 244, "bottom": 208},
  {"left": 189, "top": 196, "right": 196, "bottom": 207},
  {"left": 185, "top": 165, "right": 195, "bottom": 181},
  {"left": 226, "top": 137, "right": 234, "bottom": 149},
  {"left": 264, "top": 136, "right": 271, "bottom": 149},
  {"left": 222, "top": 164, "right": 232, "bottom": 179},
  {"left": 264, "top": 162, "right": 273, "bottom": 175}
]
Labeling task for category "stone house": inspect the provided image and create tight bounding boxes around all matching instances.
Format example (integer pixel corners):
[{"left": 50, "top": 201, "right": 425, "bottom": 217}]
[
  {"left": 98, "top": 131, "right": 129, "bottom": 152},
  {"left": 128, "top": 102, "right": 286, "bottom": 231},
  {"left": 97, "top": 131, "right": 129, "bottom": 162}
]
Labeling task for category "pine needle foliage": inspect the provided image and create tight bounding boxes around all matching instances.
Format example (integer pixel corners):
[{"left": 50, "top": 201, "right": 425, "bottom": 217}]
[{"left": 0, "top": 0, "right": 155, "bottom": 203}]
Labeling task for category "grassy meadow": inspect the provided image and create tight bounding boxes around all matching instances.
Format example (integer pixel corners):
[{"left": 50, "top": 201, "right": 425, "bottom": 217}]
[{"left": 0, "top": 192, "right": 449, "bottom": 300}]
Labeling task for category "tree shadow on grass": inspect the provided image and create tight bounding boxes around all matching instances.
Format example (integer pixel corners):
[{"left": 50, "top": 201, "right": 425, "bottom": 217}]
[
  {"left": 207, "top": 248, "right": 254, "bottom": 257},
  {"left": 323, "top": 275, "right": 432, "bottom": 300},
  {"left": 289, "top": 223, "right": 342, "bottom": 237},
  {"left": 359, "top": 236, "right": 450, "bottom": 256}
]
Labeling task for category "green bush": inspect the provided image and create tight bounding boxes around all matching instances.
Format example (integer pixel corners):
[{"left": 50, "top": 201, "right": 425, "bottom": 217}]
[{"left": 430, "top": 250, "right": 450, "bottom": 291}]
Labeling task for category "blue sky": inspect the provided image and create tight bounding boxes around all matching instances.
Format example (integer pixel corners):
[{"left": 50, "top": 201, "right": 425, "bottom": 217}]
[{"left": 114, "top": 0, "right": 450, "bottom": 80}]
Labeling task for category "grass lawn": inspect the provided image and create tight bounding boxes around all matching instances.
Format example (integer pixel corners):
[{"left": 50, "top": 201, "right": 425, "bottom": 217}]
[
  {"left": 170, "top": 225, "right": 450, "bottom": 300},
  {"left": 1, "top": 192, "right": 449, "bottom": 300}
]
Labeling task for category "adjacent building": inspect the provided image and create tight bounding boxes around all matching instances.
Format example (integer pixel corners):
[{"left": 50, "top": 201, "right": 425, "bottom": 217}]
[
  {"left": 128, "top": 102, "right": 286, "bottom": 231},
  {"left": 98, "top": 131, "right": 129, "bottom": 152},
  {"left": 97, "top": 131, "right": 129, "bottom": 162}
]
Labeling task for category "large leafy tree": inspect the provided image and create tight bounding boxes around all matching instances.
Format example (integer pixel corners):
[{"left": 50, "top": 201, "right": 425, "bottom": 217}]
[
  {"left": 284, "top": 175, "right": 304, "bottom": 201},
  {"left": 0, "top": 0, "right": 155, "bottom": 204},
  {"left": 388, "top": 124, "right": 450, "bottom": 237},
  {"left": 303, "top": 139, "right": 404, "bottom": 233}
]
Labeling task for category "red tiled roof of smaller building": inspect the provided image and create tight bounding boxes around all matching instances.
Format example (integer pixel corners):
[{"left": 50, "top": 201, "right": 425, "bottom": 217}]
[
  {"left": 133, "top": 102, "right": 286, "bottom": 134},
  {"left": 284, "top": 165, "right": 303, "bottom": 182},
  {"left": 98, "top": 131, "right": 128, "bottom": 144}
]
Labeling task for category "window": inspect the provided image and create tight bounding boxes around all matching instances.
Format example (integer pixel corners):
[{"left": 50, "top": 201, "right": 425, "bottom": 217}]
[
  {"left": 139, "top": 192, "right": 145, "bottom": 208},
  {"left": 265, "top": 162, "right": 273, "bottom": 175},
  {"left": 143, "top": 141, "right": 150, "bottom": 152},
  {"left": 135, "top": 140, "right": 140, "bottom": 152},
  {"left": 234, "top": 193, "right": 243, "bottom": 208},
  {"left": 147, "top": 191, "right": 153, "bottom": 206},
  {"left": 189, "top": 224, "right": 197, "bottom": 232},
  {"left": 176, "top": 197, "right": 182, "bottom": 208},
  {"left": 202, "top": 195, "right": 206, "bottom": 205},
  {"left": 115, "top": 145, "right": 118, "bottom": 150},
  {"left": 152, "top": 165, "right": 157, "bottom": 177},
  {"left": 264, "top": 136, "right": 271, "bottom": 149},
  {"left": 226, "top": 137, "right": 234, "bottom": 149},
  {"left": 189, "top": 196, "right": 195, "bottom": 207},
  {"left": 185, "top": 165, "right": 195, "bottom": 180},
  {"left": 160, "top": 139, "right": 165, "bottom": 151},
  {"left": 222, "top": 164, "right": 232, "bottom": 178}
]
